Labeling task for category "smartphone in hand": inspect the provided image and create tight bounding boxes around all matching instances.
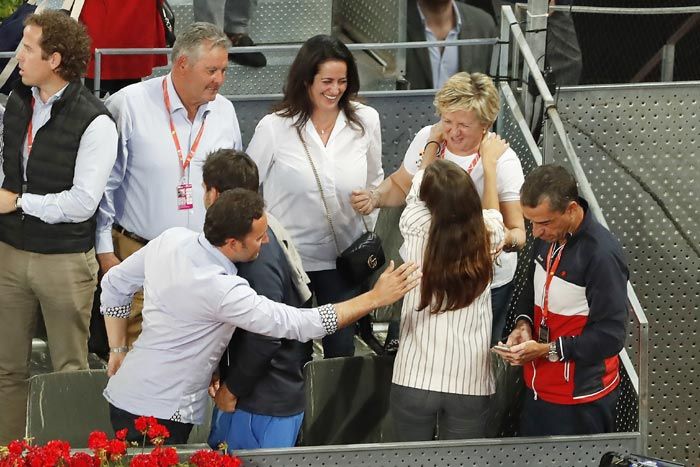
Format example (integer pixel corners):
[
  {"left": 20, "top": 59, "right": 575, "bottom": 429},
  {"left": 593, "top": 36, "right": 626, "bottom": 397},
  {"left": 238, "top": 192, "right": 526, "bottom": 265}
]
[{"left": 491, "top": 344, "right": 511, "bottom": 352}]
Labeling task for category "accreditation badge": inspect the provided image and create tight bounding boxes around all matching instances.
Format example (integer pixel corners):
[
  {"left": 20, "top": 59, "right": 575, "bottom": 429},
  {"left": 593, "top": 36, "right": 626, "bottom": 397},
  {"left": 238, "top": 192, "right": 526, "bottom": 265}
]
[{"left": 177, "top": 183, "right": 193, "bottom": 210}]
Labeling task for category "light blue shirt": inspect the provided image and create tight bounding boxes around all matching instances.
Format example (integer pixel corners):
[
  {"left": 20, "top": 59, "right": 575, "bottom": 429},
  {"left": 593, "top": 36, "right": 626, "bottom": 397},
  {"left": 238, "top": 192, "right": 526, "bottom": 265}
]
[
  {"left": 19, "top": 85, "right": 118, "bottom": 224},
  {"left": 418, "top": 1, "right": 463, "bottom": 89},
  {"left": 96, "top": 74, "right": 242, "bottom": 253},
  {"left": 101, "top": 228, "right": 328, "bottom": 424}
]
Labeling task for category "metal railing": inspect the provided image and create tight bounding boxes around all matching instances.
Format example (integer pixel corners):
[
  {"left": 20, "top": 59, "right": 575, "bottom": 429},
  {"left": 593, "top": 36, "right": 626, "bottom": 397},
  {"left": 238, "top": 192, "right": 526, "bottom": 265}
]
[
  {"left": 514, "top": 3, "right": 700, "bottom": 84},
  {"left": 90, "top": 38, "right": 497, "bottom": 97},
  {"left": 500, "top": 3, "right": 649, "bottom": 453}
]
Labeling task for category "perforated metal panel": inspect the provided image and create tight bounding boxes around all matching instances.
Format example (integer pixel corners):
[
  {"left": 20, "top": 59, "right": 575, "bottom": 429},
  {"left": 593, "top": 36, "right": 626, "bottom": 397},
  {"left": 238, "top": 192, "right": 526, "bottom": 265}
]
[
  {"left": 336, "top": 0, "right": 406, "bottom": 75},
  {"left": 230, "top": 435, "right": 640, "bottom": 466},
  {"left": 171, "top": 0, "right": 332, "bottom": 43},
  {"left": 543, "top": 82, "right": 700, "bottom": 464}
]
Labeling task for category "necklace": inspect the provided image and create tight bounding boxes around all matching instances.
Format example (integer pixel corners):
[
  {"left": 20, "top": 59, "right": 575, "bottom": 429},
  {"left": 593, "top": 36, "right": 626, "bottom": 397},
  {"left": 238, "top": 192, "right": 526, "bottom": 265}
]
[
  {"left": 316, "top": 121, "right": 335, "bottom": 136},
  {"left": 312, "top": 111, "right": 338, "bottom": 137}
]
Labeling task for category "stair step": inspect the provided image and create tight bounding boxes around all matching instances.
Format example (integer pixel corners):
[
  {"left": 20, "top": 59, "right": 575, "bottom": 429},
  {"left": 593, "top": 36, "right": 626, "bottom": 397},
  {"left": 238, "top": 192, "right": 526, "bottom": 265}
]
[{"left": 170, "top": 0, "right": 332, "bottom": 44}]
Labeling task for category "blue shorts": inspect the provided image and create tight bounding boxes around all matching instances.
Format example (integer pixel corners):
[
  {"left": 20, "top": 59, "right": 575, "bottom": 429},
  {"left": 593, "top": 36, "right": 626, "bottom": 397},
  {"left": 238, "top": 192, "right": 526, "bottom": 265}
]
[{"left": 208, "top": 407, "right": 304, "bottom": 451}]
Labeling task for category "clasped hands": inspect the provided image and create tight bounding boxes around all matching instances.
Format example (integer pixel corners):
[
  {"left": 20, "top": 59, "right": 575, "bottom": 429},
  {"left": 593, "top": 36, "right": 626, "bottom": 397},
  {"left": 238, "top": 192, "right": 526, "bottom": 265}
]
[{"left": 491, "top": 320, "right": 549, "bottom": 366}]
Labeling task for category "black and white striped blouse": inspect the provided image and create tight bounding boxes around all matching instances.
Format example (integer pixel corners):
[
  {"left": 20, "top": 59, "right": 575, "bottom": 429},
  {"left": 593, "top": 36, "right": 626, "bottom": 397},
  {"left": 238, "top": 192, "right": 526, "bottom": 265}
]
[{"left": 392, "top": 169, "right": 505, "bottom": 396}]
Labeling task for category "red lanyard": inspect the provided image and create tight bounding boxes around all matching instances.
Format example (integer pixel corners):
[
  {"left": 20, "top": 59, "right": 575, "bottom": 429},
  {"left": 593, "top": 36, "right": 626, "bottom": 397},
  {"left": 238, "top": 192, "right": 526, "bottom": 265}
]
[
  {"left": 440, "top": 145, "right": 480, "bottom": 174},
  {"left": 162, "top": 78, "right": 207, "bottom": 173},
  {"left": 542, "top": 241, "right": 566, "bottom": 322},
  {"left": 464, "top": 153, "right": 480, "bottom": 174},
  {"left": 27, "top": 97, "right": 35, "bottom": 154}
]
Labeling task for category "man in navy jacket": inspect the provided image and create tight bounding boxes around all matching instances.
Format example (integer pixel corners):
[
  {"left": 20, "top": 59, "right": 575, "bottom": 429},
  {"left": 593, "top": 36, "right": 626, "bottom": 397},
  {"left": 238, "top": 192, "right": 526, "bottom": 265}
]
[
  {"left": 203, "top": 149, "right": 311, "bottom": 449},
  {"left": 495, "top": 164, "right": 628, "bottom": 436}
]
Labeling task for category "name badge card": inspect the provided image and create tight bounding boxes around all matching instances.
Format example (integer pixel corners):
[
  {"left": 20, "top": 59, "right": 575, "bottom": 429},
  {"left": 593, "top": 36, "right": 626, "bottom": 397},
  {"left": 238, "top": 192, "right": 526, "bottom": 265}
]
[{"left": 177, "top": 183, "right": 193, "bottom": 210}]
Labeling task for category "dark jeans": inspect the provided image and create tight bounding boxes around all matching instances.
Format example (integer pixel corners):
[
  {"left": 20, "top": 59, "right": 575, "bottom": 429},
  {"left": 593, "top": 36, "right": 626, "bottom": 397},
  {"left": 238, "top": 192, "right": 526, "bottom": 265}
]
[
  {"left": 390, "top": 384, "right": 489, "bottom": 441},
  {"left": 490, "top": 281, "right": 514, "bottom": 346},
  {"left": 519, "top": 386, "right": 620, "bottom": 436},
  {"left": 307, "top": 269, "right": 363, "bottom": 358},
  {"left": 109, "top": 403, "right": 193, "bottom": 445}
]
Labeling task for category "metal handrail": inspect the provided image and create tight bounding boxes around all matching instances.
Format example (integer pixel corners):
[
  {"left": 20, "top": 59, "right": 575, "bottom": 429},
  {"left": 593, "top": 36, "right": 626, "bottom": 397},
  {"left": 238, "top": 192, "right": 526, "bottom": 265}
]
[
  {"left": 90, "top": 38, "right": 498, "bottom": 97},
  {"left": 514, "top": 3, "right": 700, "bottom": 14},
  {"left": 501, "top": 3, "right": 650, "bottom": 454}
]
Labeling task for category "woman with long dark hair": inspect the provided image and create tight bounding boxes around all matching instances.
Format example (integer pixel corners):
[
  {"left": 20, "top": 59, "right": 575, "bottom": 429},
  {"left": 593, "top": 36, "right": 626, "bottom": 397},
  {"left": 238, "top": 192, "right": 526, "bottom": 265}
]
[
  {"left": 390, "top": 135, "right": 506, "bottom": 441},
  {"left": 352, "top": 73, "right": 525, "bottom": 346},
  {"left": 246, "top": 35, "right": 383, "bottom": 358}
]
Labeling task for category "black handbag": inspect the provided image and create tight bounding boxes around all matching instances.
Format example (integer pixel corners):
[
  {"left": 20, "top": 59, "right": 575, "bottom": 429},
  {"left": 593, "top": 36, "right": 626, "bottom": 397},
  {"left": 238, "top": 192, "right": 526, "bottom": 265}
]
[
  {"left": 298, "top": 130, "right": 385, "bottom": 285},
  {"left": 159, "top": 0, "right": 176, "bottom": 48}
]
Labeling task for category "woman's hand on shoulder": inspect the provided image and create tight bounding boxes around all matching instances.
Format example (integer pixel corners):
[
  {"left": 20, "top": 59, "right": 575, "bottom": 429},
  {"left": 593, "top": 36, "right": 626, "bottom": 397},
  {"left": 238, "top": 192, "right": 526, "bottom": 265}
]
[{"left": 480, "top": 133, "right": 509, "bottom": 169}]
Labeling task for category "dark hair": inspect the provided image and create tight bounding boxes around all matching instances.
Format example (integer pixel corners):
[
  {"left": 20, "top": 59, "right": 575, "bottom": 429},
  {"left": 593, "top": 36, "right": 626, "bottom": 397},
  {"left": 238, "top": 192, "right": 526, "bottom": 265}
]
[
  {"left": 203, "top": 149, "right": 259, "bottom": 193},
  {"left": 520, "top": 164, "right": 579, "bottom": 213},
  {"left": 25, "top": 10, "right": 90, "bottom": 82},
  {"left": 418, "top": 160, "right": 493, "bottom": 313},
  {"left": 204, "top": 189, "right": 265, "bottom": 246},
  {"left": 274, "top": 34, "right": 364, "bottom": 134}
]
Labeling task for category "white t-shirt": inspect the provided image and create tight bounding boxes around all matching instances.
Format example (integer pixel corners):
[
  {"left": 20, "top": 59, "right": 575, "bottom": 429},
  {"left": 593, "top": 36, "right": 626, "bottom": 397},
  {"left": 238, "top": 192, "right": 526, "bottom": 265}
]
[{"left": 402, "top": 125, "right": 525, "bottom": 287}]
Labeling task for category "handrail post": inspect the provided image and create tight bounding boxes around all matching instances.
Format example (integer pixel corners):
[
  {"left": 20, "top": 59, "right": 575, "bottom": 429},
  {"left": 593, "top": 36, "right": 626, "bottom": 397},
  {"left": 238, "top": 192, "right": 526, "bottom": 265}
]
[
  {"left": 522, "top": 0, "right": 548, "bottom": 124},
  {"left": 94, "top": 50, "right": 101, "bottom": 98}
]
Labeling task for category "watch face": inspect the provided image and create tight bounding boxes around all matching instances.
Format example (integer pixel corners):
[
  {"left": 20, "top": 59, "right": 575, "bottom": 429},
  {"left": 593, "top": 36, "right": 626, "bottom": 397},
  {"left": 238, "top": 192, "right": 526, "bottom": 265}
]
[{"left": 548, "top": 353, "right": 559, "bottom": 362}]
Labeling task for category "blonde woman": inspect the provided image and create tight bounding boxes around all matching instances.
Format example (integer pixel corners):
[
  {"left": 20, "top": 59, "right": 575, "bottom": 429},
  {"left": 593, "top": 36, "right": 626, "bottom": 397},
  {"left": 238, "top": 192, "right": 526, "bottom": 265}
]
[{"left": 351, "top": 72, "right": 525, "bottom": 344}]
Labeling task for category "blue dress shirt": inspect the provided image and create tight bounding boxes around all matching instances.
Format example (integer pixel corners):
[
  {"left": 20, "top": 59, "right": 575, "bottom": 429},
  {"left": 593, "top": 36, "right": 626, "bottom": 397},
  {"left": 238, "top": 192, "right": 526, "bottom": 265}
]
[
  {"left": 418, "top": 0, "right": 463, "bottom": 89},
  {"left": 96, "top": 74, "right": 242, "bottom": 253}
]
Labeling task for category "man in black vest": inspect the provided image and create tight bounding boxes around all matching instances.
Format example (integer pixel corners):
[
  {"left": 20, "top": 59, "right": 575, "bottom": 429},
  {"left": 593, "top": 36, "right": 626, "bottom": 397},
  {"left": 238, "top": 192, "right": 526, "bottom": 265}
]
[{"left": 0, "top": 10, "right": 117, "bottom": 444}]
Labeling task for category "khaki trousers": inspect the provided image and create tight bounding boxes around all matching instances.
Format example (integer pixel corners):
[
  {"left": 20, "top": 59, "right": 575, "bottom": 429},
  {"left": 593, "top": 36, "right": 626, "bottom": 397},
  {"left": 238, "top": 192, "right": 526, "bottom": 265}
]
[
  {"left": 0, "top": 241, "right": 98, "bottom": 444},
  {"left": 111, "top": 230, "right": 145, "bottom": 347}
]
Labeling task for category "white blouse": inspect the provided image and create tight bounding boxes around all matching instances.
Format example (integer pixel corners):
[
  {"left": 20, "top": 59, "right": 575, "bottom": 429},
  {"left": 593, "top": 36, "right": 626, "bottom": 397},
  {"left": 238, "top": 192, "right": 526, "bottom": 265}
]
[
  {"left": 247, "top": 103, "right": 383, "bottom": 271},
  {"left": 392, "top": 169, "right": 505, "bottom": 396},
  {"left": 402, "top": 125, "right": 524, "bottom": 288}
]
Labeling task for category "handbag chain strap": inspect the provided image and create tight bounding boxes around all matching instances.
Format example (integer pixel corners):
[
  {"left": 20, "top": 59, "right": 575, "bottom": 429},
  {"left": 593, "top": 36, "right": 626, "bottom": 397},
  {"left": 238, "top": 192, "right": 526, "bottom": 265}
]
[{"left": 297, "top": 129, "right": 370, "bottom": 256}]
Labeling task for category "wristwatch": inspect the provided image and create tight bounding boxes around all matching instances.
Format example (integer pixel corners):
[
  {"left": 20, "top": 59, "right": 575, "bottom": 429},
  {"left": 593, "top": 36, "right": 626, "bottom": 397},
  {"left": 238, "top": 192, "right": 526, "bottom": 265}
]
[
  {"left": 15, "top": 195, "right": 22, "bottom": 212},
  {"left": 109, "top": 346, "right": 129, "bottom": 354},
  {"left": 547, "top": 341, "right": 559, "bottom": 362}
]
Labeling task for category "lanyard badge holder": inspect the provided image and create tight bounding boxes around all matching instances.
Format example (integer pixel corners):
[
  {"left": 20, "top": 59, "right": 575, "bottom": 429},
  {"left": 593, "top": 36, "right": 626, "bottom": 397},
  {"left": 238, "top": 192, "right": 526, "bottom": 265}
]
[
  {"left": 539, "top": 241, "right": 566, "bottom": 344},
  {"left": 162, "top": 78, "right": 206, "bottom": 211}
]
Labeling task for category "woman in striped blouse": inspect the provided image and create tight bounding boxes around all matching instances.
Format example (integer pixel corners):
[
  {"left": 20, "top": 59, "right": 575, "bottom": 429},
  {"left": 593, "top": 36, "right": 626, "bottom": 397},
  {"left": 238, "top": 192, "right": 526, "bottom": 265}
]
[{"left": 389, "top": 131, "right": 507, "bottom": 441}]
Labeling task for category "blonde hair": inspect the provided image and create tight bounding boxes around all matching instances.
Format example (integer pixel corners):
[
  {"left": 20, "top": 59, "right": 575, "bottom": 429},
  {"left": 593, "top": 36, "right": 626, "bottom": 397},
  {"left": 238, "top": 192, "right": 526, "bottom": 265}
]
[{"left": 434, "top": 72, "right": 499, "bottom": 127}]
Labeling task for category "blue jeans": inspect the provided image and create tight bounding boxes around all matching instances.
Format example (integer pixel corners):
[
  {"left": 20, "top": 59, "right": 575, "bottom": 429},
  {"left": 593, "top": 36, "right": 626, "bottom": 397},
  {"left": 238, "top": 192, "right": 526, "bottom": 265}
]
[
  {"left": 208, "top": 408, "right": 304, "bottom": 450},
  {"left": 307, "top": 269, "right": 363, "bottom": 358}
]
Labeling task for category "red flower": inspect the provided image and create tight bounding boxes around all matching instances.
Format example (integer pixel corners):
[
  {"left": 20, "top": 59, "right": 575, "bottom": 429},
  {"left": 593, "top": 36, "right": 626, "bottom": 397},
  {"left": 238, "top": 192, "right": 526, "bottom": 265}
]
[
  {"left": 151, "top": 446, "right": 179, "bottom": 466},
  {"left": 190, "top": 449, "right": 243, "bottom": 467},
  {"left": 6, "top": 439, "right": 28, "bottom": 455},
  {"left": 69, "top": 452, "right": 99, "bottom": 467},
  {"left": 87, "top": 431, "right": 109, "bottom": 451},
  {"left": 115, "top": 428, "right": 129, "bottom": 441},
  {"left": 106, "top": 439, "right": 128, "bottom": 461},
  {"left": 129, "top": 453, "right": 159, "bottom": 467},
  {"left": 147, "top": 423, "right": 170, "bottom": 445},
  {"left": 134, "top": 416, "right": 157, "bottom": 434}
]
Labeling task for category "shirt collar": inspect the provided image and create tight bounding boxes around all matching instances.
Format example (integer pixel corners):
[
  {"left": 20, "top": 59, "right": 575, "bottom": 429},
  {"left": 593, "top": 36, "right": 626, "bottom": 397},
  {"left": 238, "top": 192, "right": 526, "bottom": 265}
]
[
  {"left": 417, "top": 1, "right": 462, "bottom": 34},
  {"left": 197, "top": 232, "right": 238, "bottom": 276},
  {"left": 31, "top": 83, "right": 69, "bottom": 106},
  {"left": 165, "top": 73, "right": 212, "bottom": 118}
]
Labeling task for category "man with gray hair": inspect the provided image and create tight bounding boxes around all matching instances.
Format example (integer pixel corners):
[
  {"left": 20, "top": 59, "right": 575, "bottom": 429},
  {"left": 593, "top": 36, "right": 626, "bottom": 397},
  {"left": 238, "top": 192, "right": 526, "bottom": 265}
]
[{"left": 95, "top": 22, "right": 242, "bottom": 346}]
